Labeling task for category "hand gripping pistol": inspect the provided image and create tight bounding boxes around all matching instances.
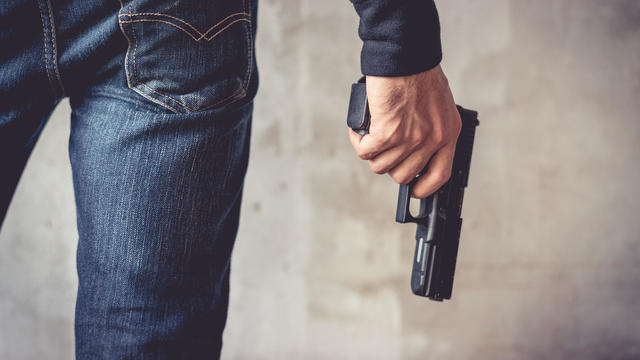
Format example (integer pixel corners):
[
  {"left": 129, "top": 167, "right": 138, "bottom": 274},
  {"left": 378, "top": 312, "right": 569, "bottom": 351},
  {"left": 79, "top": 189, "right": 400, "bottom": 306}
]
[{"left": 346, "top": 77, "right": 479, "bottom": 301}]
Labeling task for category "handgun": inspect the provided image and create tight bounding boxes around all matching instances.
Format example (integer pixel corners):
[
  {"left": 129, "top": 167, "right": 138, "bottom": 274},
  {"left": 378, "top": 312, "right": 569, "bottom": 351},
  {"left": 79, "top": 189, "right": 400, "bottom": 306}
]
[{"left": 347, "top": 77, "right": 479, "bottom": 301}]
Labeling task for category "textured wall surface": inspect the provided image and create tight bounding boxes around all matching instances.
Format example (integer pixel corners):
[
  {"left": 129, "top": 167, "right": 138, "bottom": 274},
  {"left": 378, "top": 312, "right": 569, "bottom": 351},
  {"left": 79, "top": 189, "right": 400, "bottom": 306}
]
[{"left": 1, "top": 0, "right": 639, "bottom": 359}]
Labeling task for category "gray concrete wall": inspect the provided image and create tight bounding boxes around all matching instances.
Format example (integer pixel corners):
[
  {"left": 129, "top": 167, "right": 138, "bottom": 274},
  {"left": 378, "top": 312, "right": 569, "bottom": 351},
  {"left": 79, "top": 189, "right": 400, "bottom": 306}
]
[{"left": 1, "top": 0, "right": 639, "bottom": 359}]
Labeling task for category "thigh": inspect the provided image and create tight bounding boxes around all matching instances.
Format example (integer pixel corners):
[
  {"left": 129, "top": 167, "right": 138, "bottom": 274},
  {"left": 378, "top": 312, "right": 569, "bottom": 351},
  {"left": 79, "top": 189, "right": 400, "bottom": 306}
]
[
  {"left": 0, "top": 0, "right": 61, "bottom": 225},
  {"left": 69, "top": 94, "right": 253, "bottom": 358},
  {"left": 66, "top": 0, "right": 258, "bottom": 356}
]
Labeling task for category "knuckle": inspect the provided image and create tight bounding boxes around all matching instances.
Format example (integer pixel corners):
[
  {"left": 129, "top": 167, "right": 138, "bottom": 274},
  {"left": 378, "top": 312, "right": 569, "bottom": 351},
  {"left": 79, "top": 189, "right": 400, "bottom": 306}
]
[
  {"left": 379, "top": 129, "right": 396, "bottom": 145},
  {"left": 409, "top": 131, "right": 424, "bottom": 149},
  {"left": 373, "top": 119, "right": 402, "bottom": 145},
  {"left": 355, "top": 148, "right": 369, "bottom": 160},
  {"left": 431, "top": 128, "right": 445, "bottom": 145},
  {"left": 453, "top": 118, "right": 462, "bottom": 135},
  {"left": 369, "top": 161, "right": 386, "bottom": 174},
  {"left": 391, "top": 172, "right": 412, "bottom": 185},
  {"left": 413, "top": 188, "right": 427, "bottom": 199},
  {"left": 390, "top": 172, "right": 403, "bottom": 184},
  {"left": 436, "top": 169, "right": 452, "bottom": 185},
  {"left": 388, "top": 131, "right": 403, "bottom": 146}
]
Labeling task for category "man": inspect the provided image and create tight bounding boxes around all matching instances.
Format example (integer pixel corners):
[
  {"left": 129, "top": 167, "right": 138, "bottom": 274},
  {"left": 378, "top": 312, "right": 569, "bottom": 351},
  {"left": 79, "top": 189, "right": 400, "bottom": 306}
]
[{"left": 0, "top": 0, "right": 460, "bottom": 357}]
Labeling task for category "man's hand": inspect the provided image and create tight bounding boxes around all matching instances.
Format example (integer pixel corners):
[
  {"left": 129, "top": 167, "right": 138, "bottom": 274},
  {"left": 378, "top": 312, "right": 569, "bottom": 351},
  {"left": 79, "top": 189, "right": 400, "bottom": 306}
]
[{"left": 348, "top": 65, "right": 462, "bottom": 198}]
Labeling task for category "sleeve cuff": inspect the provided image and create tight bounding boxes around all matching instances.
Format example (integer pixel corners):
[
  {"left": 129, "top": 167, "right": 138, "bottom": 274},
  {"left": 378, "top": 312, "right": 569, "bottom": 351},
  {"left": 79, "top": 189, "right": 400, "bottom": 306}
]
[{"left": 351, "top": 0, "right": 443, "bottom": 77}]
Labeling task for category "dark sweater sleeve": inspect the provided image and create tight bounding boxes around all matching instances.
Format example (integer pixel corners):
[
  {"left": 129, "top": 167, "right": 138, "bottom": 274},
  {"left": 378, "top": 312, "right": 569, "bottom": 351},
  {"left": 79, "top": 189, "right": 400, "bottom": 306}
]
[{"left": 349, "top": 0, "right": 442, "bottom": 77}]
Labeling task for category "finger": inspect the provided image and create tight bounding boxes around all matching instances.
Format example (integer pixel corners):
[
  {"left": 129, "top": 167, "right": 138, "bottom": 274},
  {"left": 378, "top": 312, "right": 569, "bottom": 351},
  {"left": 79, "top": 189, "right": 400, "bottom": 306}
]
[
  {"left": 348, "top": 130, "right": 397, "bottom": 161},
  {"left": 348, "top": 128, "right": 364, "bottom": 149},
  {"left": 367, "top": 144, "right": 412, "bottom": 174},
  {"left": 347, "top": 128, "right": 374, "bottom": 160},
  {"left": 411, "top": 146, "right": 455, "bottom": 199},
  {"left": 387, "top": 149, "right": 432, "bottom": 185},
  {"left": 347, "top": 128, "right": 375, "bottom": 160}
]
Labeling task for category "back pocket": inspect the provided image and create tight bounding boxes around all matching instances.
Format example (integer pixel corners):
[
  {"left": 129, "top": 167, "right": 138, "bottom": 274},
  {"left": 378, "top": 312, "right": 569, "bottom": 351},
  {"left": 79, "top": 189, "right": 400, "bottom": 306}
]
[{"left": 118, "top": 0, "right": 253, "bottom": 113}]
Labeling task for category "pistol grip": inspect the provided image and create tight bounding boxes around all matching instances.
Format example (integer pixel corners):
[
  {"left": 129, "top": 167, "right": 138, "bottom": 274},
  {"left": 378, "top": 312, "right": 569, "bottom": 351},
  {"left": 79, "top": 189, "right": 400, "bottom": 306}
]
[{"left": 346, "top": 77, "right": 369, "bottom": 135}]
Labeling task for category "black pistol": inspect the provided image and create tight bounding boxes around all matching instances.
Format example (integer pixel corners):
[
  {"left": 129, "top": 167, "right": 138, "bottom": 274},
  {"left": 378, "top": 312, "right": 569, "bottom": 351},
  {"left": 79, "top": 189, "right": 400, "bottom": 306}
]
[{"left": 347, "top": 77, "right": 479, "bottom": 301}]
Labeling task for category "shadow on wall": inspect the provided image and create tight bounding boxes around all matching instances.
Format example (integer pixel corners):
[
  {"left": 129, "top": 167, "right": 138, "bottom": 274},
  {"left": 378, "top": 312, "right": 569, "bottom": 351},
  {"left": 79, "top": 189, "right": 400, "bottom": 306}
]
[{"left": 449, "top": 1, "right": 640, "bottom": 358}]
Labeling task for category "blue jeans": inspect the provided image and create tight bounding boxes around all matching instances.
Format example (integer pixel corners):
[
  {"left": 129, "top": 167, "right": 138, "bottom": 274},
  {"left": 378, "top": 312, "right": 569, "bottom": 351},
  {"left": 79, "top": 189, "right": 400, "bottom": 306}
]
[{"left": 0, "top": 0, "right": 258, "bottom": 358}]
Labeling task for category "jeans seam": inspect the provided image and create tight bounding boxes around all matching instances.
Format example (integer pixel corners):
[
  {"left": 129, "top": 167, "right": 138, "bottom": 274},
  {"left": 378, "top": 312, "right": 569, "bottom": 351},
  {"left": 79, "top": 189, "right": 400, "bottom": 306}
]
[
  {"left": 242, "top": 0, "right": 253, "bottom": 105},
  {"left": 36, "top": 0, "right": 55, "bottom": 98},
  {"left": 44, "top": 0, "right": 65, "bottom": 96},
  {"left": 118, "top": 0, "right": 252, "bottom": 113},
  {"left": 117, "top": 1, "right": 180, "bottom": 113},
  {"left": 128, "top": 1, "right": 180, "bottom": 113}
]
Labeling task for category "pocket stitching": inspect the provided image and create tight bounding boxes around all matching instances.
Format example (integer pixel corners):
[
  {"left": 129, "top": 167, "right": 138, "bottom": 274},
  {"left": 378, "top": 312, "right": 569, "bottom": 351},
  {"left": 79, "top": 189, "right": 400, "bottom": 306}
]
[
  {"left": 119, "top": 0, "right": 253, "bottom": 113},
  {"left": 119, "top": 12, "right": 250, "bottom": 42}
]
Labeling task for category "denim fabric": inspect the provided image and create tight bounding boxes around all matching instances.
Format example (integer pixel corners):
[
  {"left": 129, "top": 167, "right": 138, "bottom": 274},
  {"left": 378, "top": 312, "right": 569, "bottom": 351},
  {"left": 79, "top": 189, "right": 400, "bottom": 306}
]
[
  {"left": 0, "top": 0, "right": 258, "bottom": 358},
  {"left": 117, "top": 0, "right": 254, "bottom": 112}
]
